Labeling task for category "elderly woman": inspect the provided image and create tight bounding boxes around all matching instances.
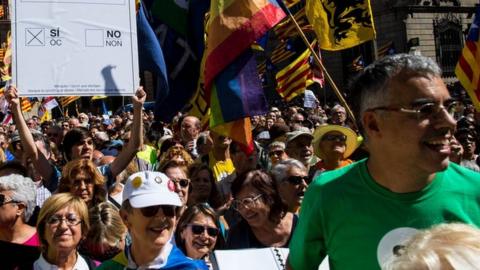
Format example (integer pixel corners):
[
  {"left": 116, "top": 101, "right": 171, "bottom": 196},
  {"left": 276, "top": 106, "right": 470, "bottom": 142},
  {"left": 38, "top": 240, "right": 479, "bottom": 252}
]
[
  {"left": 80, "top": 202, "right": 127, "bottom": 261},
  {"left": 226, "top": 170, "right": 296, "bottom": 249},
  {"left": 58, "top": 159, "right": 107, "bottom": 208},
  {"left": 0, "top": 174, "right": 38, "bottom": 246},
  {"left": 271, "top": 159, "right": 308, "bottom": 213},
  {"left": 175, "top": 204, "right": 225, "bottom": 269},
  {"left": 312, "top": 124, "right": 361, "bottom": 175},
  {"left": 35, "top": 193, "right": 93, "bottom": 269},
  {"left": 268, "top": 141, "right": 289, "bottom": 167}
]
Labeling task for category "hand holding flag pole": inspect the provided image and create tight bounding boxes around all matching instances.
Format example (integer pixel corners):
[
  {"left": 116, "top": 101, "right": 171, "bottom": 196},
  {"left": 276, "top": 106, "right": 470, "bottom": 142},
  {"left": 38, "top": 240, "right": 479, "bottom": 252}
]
[{"left": 275, "top": 0, "right": 357, "bottom": 129}]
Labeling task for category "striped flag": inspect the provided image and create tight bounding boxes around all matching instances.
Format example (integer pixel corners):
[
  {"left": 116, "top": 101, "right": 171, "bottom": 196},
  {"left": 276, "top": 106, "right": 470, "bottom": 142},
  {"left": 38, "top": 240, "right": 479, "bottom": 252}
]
[
  {"left": 350, "top": 55, "right": 365, "bottom": 72},
  {"left": 455, "top": 7, "right": 480, "bottom": 111},
  {"left": 275, "top": 48, "right": 312, "bottom": 101},
  {"left": 59, "top": 96, "right": 80, "bottom": 107},
  {"left": 205, "top": 0, "right": 285, "bottom": 152},
  {"left": 306, "top": 0, "right": 376, "bottom": 50},
  {"left": 21, "top": 97, "right": 33, "bottom": 112}
]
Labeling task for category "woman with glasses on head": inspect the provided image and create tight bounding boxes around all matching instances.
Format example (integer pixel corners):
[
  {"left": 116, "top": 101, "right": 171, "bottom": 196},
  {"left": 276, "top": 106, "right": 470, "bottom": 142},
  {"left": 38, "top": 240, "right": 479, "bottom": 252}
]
[
  {"left": 35, "top": 193, "right": 95, "bottom": 269},
  {"left": 175, "top": 204, "right": 225, "bottom": 269},
  {"left": 58, "top": 159, "right": 107, "bottom": 208},
  {"left": 312, "top": 125, "right": 361, "bottom": 176},
  {"left": 226, "top": 170, "right": 296, "bottom": 249}
]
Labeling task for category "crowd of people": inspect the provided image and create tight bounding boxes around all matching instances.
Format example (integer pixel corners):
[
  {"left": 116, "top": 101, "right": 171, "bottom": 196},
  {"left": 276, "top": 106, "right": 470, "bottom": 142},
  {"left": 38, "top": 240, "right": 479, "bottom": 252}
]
[{"left": 0, "top": 53, "right": 479, "bottom": 269}]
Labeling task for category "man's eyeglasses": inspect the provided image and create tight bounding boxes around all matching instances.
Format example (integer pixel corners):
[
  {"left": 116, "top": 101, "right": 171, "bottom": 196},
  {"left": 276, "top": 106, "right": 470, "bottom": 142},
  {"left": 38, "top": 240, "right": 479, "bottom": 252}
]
[
  {"left": 321, "top": 134, "right": 347, "bottom": 142},
  {"left": 232, "top": 194, "right": 263, "bottom": 211},
  {"left": 47, "top": 214, "right": 82, "bottom": 226},
  {"left": 0, "top": 194, "right": 20, "bottom": 206},
  {"left": 286, "top": 176, "right": 308, "bottom": 185},
  {"left": 366, "top": 101, "right": 461, "bottom": 120},
  {"left": 139, "top": 205, "right": 177, "bottom": 218},
  {"left": 188, "top": 224, "right": 219, "bottom": 237},
  {"left": 171, "top": 178, "right": 190, "bottom": 188},
  {"left": 268, "top": 150, "right": 285, "bottom": 157}
]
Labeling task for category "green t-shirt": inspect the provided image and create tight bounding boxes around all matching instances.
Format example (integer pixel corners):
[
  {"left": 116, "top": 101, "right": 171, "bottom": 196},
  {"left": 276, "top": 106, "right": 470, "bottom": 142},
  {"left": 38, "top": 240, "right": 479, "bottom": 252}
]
[{"left": 288, "top": 159, "right": 480, "bottom": 270}]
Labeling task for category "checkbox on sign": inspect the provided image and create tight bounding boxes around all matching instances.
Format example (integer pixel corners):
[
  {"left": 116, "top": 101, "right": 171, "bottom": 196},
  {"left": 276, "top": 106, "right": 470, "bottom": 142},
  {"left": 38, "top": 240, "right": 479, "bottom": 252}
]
[
  {"left": 25, "top": 28, "right": 44, "bottom": 46},
  {"left": 85, "top": 29, "right": 104, "bottom": 47}
]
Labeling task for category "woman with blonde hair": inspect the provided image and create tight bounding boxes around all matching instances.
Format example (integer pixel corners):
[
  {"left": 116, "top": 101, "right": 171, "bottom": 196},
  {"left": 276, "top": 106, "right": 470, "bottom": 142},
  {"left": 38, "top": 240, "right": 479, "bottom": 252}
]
[
  {"left": 35, "top": 193, "right": 94, "bottom": 269},
  {"left": 80, "top": 202, "right": 127, "bottom": 261},
  {"left": 384, "top": 223, "right": 480, "bottom": 270},
  {"left": 58, "top": 159, "right": 107, "bottom": 208}
]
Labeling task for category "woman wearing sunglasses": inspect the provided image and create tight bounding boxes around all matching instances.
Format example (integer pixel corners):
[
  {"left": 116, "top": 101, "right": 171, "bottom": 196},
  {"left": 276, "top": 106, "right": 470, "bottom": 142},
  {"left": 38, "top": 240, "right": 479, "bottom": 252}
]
[
  {"left": 35, "top": 193, "right": 95, "bottom": 269},
  {"left": 312, "top": 125, "right": 361, "bottom": 176},
  {"left": 175, "top": 204, "right": 225, "bottom": 269},
  {"left": 226, "top": 170, "right": 296, "bottom": 249},
  {"left": 58, "top": 159, "right": 107, "bottom": 209}
]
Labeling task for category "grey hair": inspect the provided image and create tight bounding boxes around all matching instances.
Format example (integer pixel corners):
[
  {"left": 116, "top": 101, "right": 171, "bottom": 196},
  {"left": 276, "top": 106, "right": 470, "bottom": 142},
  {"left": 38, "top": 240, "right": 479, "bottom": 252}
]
[
  {"left": 271, "top": 159, "right": 306, "bottom": 183},
  {"left": 0, "top": 174, "right": 36, "bottom": 222},
  {"left": 269, "top": 141, "right": 286, "bottom": 151},
  {"left": 350, "top": 54, "right": 442, "bottom": 132}
]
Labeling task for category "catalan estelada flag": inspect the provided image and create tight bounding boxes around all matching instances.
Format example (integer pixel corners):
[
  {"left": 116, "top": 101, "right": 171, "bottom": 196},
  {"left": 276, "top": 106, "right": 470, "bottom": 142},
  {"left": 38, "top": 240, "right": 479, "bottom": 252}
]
[
  {"left": 275, "top": 48, "right": 312, "bottom": 102},
  {"left": 455, "top": 7, "right": 480, "bottom": 111},
  {"left": 306, "top": 0, "right": 376, "bottom": 51},
  {"left": 204, "top": 0, "right": 285, "bottom": 152}
]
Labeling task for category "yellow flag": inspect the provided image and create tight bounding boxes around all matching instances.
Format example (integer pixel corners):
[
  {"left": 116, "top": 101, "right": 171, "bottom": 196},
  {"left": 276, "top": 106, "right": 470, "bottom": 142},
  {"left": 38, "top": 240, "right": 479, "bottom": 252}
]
[{"left": 306, "top": 0, "right": 376, "bottom": 51}]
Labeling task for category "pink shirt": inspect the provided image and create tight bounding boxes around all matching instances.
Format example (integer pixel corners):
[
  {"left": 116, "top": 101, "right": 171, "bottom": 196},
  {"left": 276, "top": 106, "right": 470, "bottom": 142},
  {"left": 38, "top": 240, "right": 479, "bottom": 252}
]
[{"left": 23, "top": 231, "right": 40, "bottom": 247}]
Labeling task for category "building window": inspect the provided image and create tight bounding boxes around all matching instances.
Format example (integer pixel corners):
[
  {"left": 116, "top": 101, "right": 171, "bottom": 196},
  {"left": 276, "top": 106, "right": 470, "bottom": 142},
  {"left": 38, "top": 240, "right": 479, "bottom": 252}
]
[{"left": 434, "top": 18, "right": 463, "bottom": 77}]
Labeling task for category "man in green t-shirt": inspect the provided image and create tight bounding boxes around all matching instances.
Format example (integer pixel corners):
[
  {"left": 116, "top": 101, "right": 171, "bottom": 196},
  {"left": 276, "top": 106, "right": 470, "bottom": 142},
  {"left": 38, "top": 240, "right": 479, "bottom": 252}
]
[{"left": 287, "top": 54, "right": 480, "bottom": 270}]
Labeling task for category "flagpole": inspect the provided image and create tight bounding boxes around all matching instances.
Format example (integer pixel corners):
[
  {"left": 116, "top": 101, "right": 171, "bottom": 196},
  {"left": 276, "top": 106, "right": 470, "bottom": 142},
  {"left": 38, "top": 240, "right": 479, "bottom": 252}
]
[{"left": 276, "top": 1, "right": 357, "bottom": 127}]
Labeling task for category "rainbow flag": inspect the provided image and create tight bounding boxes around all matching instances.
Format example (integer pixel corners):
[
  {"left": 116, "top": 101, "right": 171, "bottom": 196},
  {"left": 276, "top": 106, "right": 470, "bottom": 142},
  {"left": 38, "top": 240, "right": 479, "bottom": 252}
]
[
  {"left": 455, "top": 7, "right": 480, "bottom": 111},
  {"left": 204, "top": 0, "right": 285, "bottom": 151}
]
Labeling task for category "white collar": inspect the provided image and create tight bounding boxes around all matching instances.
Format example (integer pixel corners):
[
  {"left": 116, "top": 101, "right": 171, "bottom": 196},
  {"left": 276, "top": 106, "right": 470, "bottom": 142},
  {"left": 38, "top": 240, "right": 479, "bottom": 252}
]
[
  {"left": 126, "top": 240, "right": 173, "bottom": 269},
  {"left": 33, "top": 252, "right": 89, "bottom": 270}
]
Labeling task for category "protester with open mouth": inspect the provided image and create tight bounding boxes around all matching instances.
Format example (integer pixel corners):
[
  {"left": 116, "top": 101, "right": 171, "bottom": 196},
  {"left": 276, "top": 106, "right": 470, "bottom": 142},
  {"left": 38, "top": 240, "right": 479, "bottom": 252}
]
[
  {"left": 98, "top": 171, "right": 207, "bottom": 270},
  {"left": 175, "top": 203, "right": 225, "bottom": 269},
  {"left": 271, "top": 159, "right": 308, "bottom": 213},
  {"left": 226, "top": 170, "right": 296, "bottom": 249}
]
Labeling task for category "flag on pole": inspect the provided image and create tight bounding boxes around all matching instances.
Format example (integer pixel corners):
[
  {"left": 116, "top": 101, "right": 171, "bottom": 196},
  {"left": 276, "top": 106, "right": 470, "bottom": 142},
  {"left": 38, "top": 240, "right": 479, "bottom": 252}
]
[
  {"left": 306, "top": 0, "right": 376, "bottom": 50},
  {"left": 59, "top": 96, "right": 80, "bottom": 107},
  {"left": 275, "top": 48, "right": 312, "bottom": 102},
  {"left": 204, "top": 0, "right": 285, "bottom": 152},
  {"left": 455, "top": 7, "right": 480, "bottom": 111}
]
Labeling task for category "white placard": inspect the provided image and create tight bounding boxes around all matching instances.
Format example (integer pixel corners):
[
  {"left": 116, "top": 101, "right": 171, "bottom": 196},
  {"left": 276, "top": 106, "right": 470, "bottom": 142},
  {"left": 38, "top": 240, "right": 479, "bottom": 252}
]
[{"left": 11, "top": 0, "right": 139, "bottom": 96}]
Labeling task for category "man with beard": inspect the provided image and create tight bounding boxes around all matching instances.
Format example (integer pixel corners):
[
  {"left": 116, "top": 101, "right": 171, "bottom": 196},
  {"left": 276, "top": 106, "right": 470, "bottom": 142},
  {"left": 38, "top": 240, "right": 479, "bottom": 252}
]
[
  {"left": 271, "top": 159, "right": 307, "bottom": 213},
  {"left": 288, "top": 54, "right": 480, "bottom": 270},
  {"left": 99, "top": 171, "right": 207, "bottom": 270},
  {"left": 285, "top": 127, "right": 316, "bottom": 182}
]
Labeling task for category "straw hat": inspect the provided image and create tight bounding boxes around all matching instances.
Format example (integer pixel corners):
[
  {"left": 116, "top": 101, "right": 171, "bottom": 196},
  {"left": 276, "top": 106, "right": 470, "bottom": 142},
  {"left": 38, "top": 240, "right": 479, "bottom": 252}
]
[{"left": 313, "top": 125, "right": 360, "bottom": 159}]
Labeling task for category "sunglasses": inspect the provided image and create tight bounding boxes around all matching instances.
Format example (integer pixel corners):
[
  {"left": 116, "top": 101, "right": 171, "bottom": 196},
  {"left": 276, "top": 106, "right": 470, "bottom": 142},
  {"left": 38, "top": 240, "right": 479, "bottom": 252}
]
[
  {"left": 47, "top": 214, "right": 82, "bottom": 226},
  {"left": 139, "top": 205, "right": 177, "bottom": 218},
  {"left": 0, "top": 194, "right": 20, "bottom": 206},
  {"left": 286, "top": 175, "right": 308, "bottom": 185},
  {"left": 172, "top": 178, "right": 190, "bottom": 188},
  {"left": 322, "top": 134, "right": 347, "bottom": 142},
  {"left": 189, "top": 224, "right": 219, "bottom": 237}
]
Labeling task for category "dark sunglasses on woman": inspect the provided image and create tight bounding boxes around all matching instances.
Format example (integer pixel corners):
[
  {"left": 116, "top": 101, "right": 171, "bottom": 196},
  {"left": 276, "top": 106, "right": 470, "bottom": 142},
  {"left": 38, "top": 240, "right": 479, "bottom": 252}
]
[{"left": 189, "top": 224, "right": 219, "bottom": 237}]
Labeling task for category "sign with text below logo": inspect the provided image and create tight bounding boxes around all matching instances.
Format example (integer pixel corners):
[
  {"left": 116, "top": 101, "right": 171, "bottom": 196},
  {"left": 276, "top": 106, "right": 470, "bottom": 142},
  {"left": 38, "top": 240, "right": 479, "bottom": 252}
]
[{"left": 11, "top": 0, "right": 139, "bottom": 97}]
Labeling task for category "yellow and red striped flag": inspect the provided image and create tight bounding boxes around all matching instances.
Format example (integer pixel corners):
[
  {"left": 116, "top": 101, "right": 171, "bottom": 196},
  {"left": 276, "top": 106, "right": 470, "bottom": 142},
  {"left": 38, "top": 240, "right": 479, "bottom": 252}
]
[
  {"left": 2, "top": 31, "right": 11, "bottom": 81},
  {"left": 275, "top": 48, "right": 312, "bottom": 102},
  {"left": 21, "top": 97, "right": 33, "bottom": 112},
  {"left": 455, "top": 7, "right": 480, "bottom": 111},
  {"left": 59, "top": 96, "right": 80, "bottom": 107}
]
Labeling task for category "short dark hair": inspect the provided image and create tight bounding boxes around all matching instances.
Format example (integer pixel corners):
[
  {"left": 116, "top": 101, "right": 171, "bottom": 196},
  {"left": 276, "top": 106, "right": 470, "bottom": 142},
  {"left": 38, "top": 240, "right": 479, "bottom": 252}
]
[
  {"left": 231, "top": 170, "right": 287, "bottom": 224},
  {"left": 62, "top": 127, "right": 91, "bottom": 161}
]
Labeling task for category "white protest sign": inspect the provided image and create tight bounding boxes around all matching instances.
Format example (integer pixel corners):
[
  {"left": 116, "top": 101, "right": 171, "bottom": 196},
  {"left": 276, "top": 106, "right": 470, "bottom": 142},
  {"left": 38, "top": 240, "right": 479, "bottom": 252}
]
[{"left": 11, "top": 0, "right": 139, "bottom": 96}]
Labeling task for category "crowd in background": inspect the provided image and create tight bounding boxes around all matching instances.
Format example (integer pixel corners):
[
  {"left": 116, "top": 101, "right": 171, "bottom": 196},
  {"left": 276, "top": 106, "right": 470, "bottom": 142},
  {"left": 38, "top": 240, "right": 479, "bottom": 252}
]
[{"left": 1, "top": 55, "right": 480, "bottom": 269}]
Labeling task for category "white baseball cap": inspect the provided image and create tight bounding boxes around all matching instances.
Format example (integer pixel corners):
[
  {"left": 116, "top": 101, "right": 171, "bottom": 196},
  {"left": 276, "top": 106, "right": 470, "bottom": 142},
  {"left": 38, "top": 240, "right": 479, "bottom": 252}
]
[{"left": 123, "top": 171, "right": 182, "bottom": 208}]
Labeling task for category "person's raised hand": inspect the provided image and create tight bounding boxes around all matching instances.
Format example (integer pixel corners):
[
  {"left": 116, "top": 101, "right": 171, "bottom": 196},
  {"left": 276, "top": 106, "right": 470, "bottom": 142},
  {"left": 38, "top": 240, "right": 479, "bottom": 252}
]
[
  {"left": 132, "top": 86, "right": 146, "bottom": 108},
  {"left": 5, "top": 85, "right": 20, "bottom": 109}
]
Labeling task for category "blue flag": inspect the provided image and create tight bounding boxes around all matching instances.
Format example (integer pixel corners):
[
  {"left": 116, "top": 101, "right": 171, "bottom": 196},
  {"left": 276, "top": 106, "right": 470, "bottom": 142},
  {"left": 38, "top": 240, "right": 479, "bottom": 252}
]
[{"left": 137, "top": 2, "right": 169, "bottom": 104}]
